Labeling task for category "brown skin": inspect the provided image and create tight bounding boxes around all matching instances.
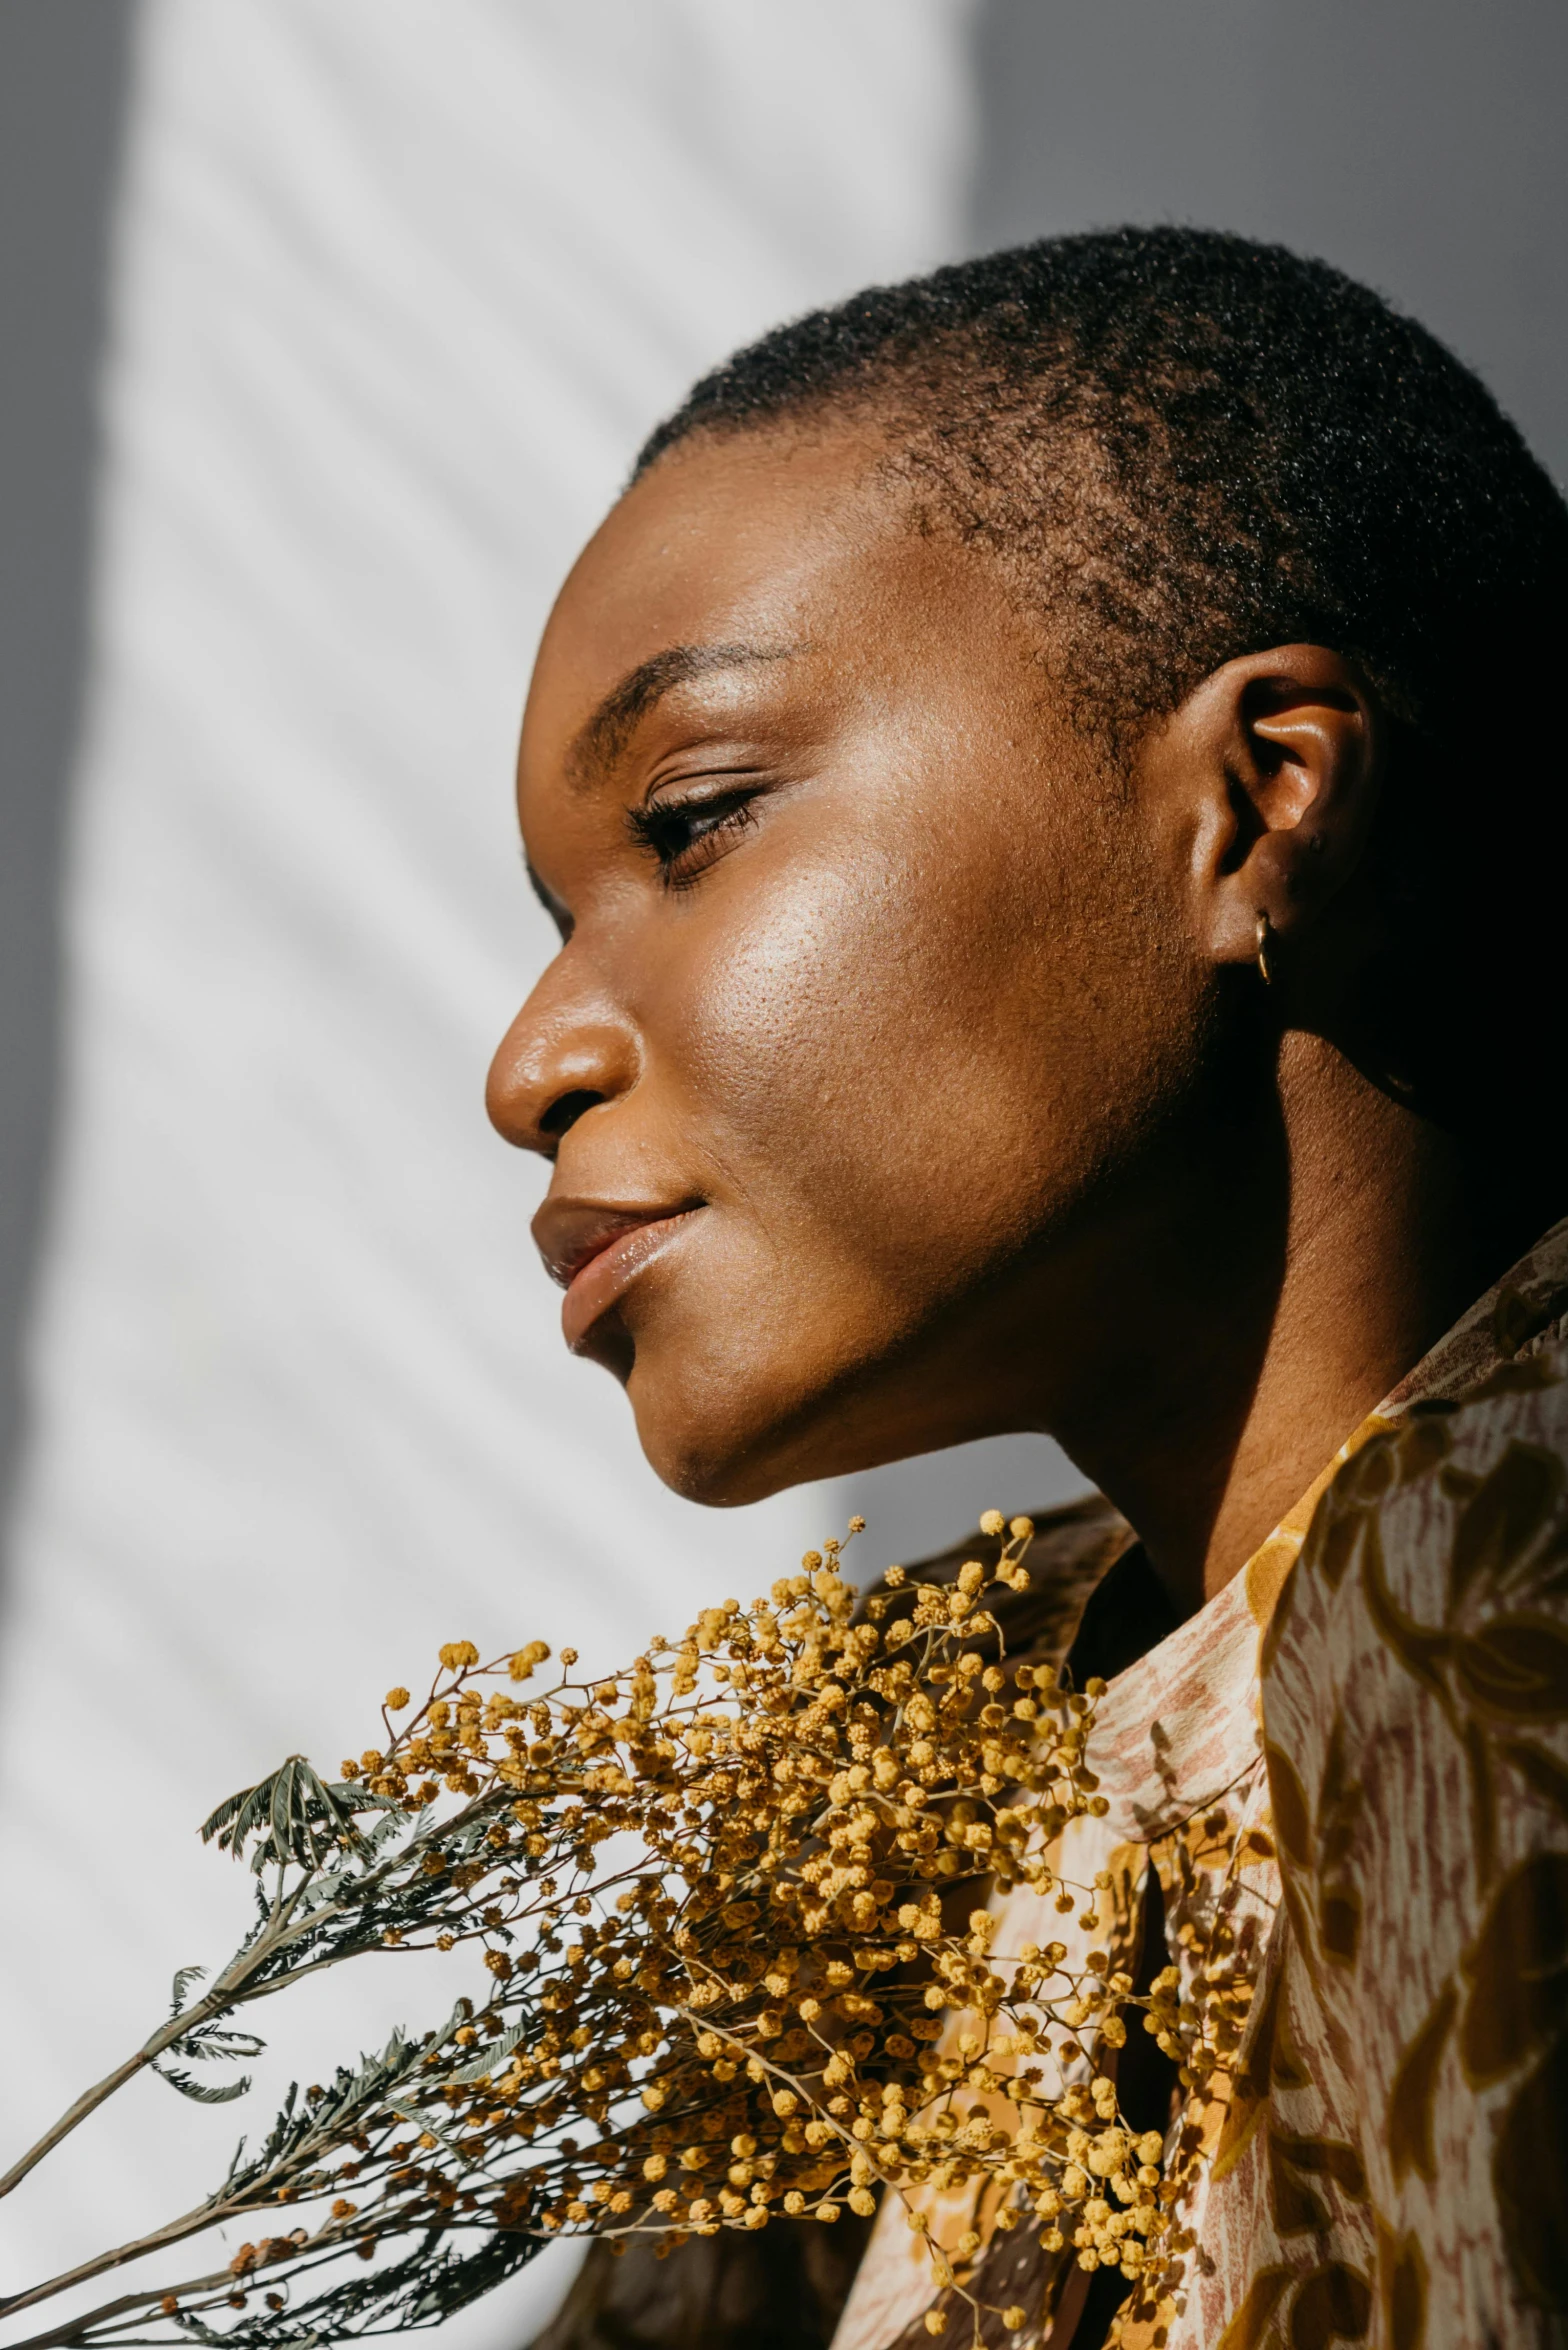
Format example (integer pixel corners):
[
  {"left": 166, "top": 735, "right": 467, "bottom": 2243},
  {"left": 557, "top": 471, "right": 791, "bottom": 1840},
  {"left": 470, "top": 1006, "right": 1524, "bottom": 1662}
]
[{"left": 487, "top": 425, "right": 1540, "bottom": 1615}]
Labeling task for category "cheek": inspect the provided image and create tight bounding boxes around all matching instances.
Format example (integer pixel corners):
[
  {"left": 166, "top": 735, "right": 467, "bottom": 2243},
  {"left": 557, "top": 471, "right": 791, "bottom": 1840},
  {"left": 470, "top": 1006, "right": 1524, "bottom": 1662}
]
[
  {"left": 615, "top": 778, "right": 1207, "bottom": 1499},
  {"left": 652, "top": 819, "right": 1072, "bottom": 1301}
]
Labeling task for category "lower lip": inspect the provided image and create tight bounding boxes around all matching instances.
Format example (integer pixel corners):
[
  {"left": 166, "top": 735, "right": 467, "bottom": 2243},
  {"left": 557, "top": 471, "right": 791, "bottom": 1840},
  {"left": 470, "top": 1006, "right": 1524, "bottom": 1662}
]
[{"left": 561, "top": 1212, "right": 702, "bottom": 1351}]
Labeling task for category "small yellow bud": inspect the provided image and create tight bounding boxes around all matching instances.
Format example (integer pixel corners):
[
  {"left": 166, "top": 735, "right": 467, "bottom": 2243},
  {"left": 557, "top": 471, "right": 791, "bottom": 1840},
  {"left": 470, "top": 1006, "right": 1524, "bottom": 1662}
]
[
  {"left": 438, "top": 1641, "right": 479, "bottom": 1672},
  {"left": 978, "top": 1509, "right": 1004, "bottom": 1537},
  {"left": 1002, "top": 2310, "right": 1026, "bottom": 2333},
  {"left": 924, "top": 2313, "right": 948, "bottom": 2336},
  {"left": 384, "top": 1688, "right": 411, "bottom": 1711}
]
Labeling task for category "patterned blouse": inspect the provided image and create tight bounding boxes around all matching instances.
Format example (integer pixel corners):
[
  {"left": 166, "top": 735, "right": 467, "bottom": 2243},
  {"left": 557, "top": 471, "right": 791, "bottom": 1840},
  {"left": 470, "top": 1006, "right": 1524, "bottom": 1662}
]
[{"left": 833, "top": 1219, "right": 1568, "bottom": 2350}]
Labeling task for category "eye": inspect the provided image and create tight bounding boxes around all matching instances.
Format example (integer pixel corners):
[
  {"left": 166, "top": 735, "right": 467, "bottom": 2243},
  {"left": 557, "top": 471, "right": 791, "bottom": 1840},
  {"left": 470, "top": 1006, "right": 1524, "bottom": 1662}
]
[{"left": 626, "top": 785, "right": 763, "bottom": 889}]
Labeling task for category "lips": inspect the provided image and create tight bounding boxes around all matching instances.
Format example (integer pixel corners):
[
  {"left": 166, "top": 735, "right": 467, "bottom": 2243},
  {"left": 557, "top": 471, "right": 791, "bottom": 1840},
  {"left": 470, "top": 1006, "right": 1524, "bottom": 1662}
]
[{"left": 532, "top": 1197, "right": 704, "bottom": 1351}]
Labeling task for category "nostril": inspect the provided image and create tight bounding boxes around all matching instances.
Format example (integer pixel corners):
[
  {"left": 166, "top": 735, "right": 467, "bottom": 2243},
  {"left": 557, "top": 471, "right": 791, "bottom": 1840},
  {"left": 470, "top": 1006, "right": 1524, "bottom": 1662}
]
[{"left": 539, "top": 1088, "right": 604, "bottom": 1142}]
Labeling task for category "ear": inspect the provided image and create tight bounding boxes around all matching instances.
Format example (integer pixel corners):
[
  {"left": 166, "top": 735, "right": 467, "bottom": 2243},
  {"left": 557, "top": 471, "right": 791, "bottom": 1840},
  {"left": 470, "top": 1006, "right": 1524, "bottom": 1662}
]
[{"left": 1147, "top": 644, "right": 1382, "bottom": 978}]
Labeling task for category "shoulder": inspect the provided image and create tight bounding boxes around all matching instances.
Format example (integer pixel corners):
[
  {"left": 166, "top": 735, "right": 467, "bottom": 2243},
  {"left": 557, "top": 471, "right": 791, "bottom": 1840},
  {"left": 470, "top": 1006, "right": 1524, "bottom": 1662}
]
[
  {"left": 1261, "top": 1344, "right": 1568, "bottom": 1877},
  {"left": 1265, "top": 1339, "right": 1568, "bottom": 1692},
  {"left": 1261, "top": 1339, "right": 1568, "bottom": 1898},
  {"left": 1257, "top": 1348, "right": 1568, "bottom": 2329}
]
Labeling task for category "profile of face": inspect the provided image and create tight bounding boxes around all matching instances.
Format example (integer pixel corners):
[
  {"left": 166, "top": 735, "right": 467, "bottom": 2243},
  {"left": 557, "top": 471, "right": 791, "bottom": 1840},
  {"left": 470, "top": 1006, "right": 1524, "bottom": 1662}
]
[{"left": 487, "top": 426, "right": 1376, "bottom": 1506}]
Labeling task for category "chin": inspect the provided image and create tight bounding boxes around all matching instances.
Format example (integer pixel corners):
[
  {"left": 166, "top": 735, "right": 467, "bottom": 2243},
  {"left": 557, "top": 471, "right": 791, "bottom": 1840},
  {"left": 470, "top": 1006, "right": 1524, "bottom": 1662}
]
[
  {"left": 625, "top": 1329, "right": 933, "bottom": 1509},
  {"left": 632, "top": 1388, "right": 801, "bottom": 1509},
  {"left": 619, "top": 1320, "right": 837, "bottom": 1502},
  {"left": 612, "top": 1249, "right": 956, "bottom": 1503}
]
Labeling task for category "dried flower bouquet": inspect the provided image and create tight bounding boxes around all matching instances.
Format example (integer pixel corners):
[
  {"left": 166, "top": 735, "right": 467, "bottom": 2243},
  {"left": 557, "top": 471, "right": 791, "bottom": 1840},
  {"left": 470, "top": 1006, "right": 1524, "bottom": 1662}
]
[{"left": 0, "top": 1517, "right": 1185, "bottom": 2350}]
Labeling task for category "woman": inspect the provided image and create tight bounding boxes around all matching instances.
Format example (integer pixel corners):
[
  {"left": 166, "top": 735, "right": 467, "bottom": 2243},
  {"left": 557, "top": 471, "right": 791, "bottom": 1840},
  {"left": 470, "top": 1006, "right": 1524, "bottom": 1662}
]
[{"left": 487, "top": 231, "right": 1568, "bottom": 2348}]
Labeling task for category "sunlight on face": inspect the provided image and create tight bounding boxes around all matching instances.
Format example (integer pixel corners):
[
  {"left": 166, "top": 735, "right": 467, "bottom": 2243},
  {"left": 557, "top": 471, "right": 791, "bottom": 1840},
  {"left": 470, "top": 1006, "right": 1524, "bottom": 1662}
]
[{"left": 487, "top": 431, "right": 1205, "bottom": 1502}]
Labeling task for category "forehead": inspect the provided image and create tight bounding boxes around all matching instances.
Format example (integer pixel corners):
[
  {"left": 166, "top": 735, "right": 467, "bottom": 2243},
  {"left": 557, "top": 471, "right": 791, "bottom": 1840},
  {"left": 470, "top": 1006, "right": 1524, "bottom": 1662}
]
[{"left": 521, "top": 431, "right": 931, "bottom": 766}]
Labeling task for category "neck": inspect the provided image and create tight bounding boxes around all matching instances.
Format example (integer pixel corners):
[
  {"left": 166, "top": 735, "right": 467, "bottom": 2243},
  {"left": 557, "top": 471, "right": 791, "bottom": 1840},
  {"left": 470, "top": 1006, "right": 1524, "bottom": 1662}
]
[{"left": 1039, "top": 1035, "right": 1550, "bottom": 1616}]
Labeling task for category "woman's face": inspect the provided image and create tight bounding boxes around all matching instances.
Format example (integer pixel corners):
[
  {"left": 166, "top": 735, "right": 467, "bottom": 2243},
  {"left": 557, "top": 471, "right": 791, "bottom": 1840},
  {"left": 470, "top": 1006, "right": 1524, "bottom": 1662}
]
[{"left": 488, "top": 429, "right": 1210, "bottom": 1502}]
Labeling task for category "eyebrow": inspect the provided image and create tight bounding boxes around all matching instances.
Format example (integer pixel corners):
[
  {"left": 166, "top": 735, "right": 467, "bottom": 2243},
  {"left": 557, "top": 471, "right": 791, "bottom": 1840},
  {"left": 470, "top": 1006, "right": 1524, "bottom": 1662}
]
[{"left": 566, "top": 641, "right": 791, "bottom": 786}]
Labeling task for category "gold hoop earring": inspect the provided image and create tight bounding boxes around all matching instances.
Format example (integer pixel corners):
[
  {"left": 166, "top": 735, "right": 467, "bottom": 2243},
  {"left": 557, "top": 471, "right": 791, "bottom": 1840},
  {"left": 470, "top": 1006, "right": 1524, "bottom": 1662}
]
[{"left": 1255, "top": 913, "right": 1275, "bottom": 987}]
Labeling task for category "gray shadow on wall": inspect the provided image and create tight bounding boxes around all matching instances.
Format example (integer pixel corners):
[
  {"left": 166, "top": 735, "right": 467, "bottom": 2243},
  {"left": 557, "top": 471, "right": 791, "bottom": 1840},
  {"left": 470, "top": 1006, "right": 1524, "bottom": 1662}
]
[
  {"left": 0, "top": 1, "right": 136, "bottom": 1560},
  {"left": 968, "top": 0, "right": 1568, "bottom": 486}
]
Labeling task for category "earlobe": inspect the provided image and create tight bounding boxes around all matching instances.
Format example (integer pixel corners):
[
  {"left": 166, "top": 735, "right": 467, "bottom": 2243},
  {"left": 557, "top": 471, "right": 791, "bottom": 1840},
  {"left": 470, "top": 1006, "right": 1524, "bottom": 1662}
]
[{"left": 1184, "top": 645, "right": 1381, "bottom": 976}]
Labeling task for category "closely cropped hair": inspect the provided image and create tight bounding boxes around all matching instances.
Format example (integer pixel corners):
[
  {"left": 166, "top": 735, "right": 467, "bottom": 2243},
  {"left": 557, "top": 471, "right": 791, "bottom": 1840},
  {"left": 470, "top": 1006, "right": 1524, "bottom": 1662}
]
[
  {"left": 638, "top": 227, "right": 1565, "bottom": 749},
  {"left": 639, "top": 229, "right": 1568, "bottom": 1153}
]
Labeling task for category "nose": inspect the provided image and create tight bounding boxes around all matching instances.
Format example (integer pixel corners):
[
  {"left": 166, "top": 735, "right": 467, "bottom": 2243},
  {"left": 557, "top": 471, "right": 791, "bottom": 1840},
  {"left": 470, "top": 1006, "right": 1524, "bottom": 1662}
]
[{"left": 486, "top": 968, "right": 640, "bottom": 1158}]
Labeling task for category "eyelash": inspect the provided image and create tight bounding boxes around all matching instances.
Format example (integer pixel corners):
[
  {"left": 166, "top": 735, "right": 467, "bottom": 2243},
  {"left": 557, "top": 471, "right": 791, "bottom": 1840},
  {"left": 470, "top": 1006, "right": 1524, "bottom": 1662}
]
[{"left": 626, "top": 787, "right": 762, "bottom": 889}]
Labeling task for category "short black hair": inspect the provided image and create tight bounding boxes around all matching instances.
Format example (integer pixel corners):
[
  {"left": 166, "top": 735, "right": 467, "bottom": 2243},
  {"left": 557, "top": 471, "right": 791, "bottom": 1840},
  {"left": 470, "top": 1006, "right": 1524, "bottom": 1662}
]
[
  {"left": 639, "top": 229, "right": 1567, "bottom": 1160},
  {"left": 638, "top": 227, "right": 1564, "bottom": 745}
]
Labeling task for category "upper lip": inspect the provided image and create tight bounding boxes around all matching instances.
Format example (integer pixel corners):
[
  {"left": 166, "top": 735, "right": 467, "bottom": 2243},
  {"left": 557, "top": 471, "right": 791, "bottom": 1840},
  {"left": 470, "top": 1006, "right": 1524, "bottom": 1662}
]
[{"left": 531, "top": 1196, "right": 703, "bottom": 1290}]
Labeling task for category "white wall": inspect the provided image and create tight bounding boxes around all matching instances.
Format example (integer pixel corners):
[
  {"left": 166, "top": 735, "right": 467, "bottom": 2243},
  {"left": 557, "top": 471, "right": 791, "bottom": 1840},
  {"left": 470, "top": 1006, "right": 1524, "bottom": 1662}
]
[{"left": 0, "top": 6, "right": 1015, "bottom": 2340}]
